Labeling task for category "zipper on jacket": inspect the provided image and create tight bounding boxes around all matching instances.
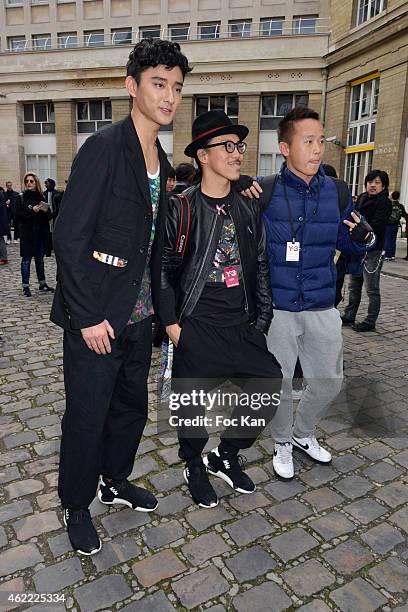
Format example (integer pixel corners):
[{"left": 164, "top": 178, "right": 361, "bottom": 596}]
[
  {"left": 228, "top": 204, "right": 249, "bottom": 314},
  {"left": 178, "top": 214, "right": 218, "bottom": 322}
]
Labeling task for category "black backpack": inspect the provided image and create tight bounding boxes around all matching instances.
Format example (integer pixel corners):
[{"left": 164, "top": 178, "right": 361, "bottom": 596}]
[{"left": 258, "top": 174, "right": 350, "bottom": 216}]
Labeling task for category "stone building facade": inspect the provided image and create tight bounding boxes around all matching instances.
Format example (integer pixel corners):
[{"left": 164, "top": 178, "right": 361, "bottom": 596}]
[
  {"left": 0, "top": 0, "right": 329, "bottom": 188},
  {"left": 0, "top": 0, "right": 407, "bottom": 202},
  {"left": 324, "top": 0, "right": 408, "bottom": 198}
]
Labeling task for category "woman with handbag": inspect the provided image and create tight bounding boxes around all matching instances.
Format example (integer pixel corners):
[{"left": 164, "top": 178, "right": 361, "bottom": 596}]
[{"left": 16, "top": 172, "right": 54, "bottom": 297}]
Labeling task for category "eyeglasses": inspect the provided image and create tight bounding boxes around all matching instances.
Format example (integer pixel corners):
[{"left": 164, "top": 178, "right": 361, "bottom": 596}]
[
  {"left": 24, "top": 178, "right": 35, "bottom": 184},
  {"left": 205, "top": 140, "right": 247, "bottom": 154}
]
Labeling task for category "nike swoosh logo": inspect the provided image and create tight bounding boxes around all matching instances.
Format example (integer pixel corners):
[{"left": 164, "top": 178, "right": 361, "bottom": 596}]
[{"left": 293, "top": 439, "right": 309, "bottom": 450}]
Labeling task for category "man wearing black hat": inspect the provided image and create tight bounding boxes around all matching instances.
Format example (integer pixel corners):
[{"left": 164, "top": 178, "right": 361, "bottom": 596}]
[{"left": 159, "top": 109, "right": 282, "bottom": 508}]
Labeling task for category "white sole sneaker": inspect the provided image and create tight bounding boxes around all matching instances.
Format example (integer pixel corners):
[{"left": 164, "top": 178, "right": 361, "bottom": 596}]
[
  {"left": 272, "top": 460, "right": 294, "bottom": 481},
  {"left": 183, "top": 468, "right": 218, "bottom": 508},
  {"left": 272, "top": 444, "right": 295, "bottom": 481},
  {"left": 292, "top": 438, "right": 332, "bottom": 464},
  {"left": 97, "top": 489, "right": 158, "bottom": 511},
  {"left": 63, "top": 514, "right": 102, "bottom": 556},
  {"left": 203, "top": 455, "right": 256, "bottom": 494}
]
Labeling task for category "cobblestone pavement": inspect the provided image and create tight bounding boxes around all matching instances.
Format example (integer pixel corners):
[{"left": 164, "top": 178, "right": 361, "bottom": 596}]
[{"left": 0, "top": 242, "right": 407, "bottom": 612}]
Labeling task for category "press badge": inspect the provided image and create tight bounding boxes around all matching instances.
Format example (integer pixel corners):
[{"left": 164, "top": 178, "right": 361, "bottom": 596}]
[
  {"left": 224, "top": 266, "right": 240, "bottom": 288},
  {"left": 286, "top": 241, "right": 300, "bottom": 262}
]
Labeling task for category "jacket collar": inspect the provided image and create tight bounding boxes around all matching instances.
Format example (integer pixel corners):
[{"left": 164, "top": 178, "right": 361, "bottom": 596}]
[
  {"left": 281, "top": 162, "right": 325, "bottom": 194},
  {"left": 122, "top": 114, "right": 168, "bottom": 208}
]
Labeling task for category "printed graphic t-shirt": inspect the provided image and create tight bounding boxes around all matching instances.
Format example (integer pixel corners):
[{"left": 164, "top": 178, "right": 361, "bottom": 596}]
[
  {"left": 191, "top": 191, "right": 248, "bottom": 327},
  {"left": 128, "top": 167, "right": 160, "bottom": 324}
]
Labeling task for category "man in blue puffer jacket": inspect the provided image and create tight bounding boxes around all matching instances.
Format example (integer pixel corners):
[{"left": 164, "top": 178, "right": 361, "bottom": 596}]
[{"left": 261, "top": 107, "right": 375, "bottom": 480}]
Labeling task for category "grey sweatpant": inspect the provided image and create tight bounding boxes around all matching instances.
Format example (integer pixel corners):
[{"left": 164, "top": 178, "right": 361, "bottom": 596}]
[{"left": 267, "top": 308, "right": 343, "bottom": 443}]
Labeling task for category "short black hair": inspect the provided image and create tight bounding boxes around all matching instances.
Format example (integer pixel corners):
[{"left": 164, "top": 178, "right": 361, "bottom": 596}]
[
  {"left": 168, "top": 166, "right": 176, "bottom": 179},
  {"left": 278, "top": 107, "right": 320, "bottom": 144},
  {"left": 322, "top": 163, "right": 338, "bottom": 178},
  {"left": 126, "top": 38, "right": 192, "bottom": 84},
  {"left": 391, "top": 191, "right": 400, "bottom": 200},
  {"left": 364, "top": 169, "right": 389, "bottom": 189},
  {"left": 175, "top": 162, "right": 195, "bottom": 183}
]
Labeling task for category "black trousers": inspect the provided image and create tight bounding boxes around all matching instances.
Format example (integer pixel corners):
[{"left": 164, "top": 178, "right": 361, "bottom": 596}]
[
  {"left": 172, "top": 318, "right": 282, "bottom": 462},
  {"left": 58, "top": 317, "right": 152, "bottom": 509},
  {"left": 344, "top": 250, "right": 383, "bottom": 325},
  {"left": 335, "top": 255, "right": 347, "bottom": 307}
]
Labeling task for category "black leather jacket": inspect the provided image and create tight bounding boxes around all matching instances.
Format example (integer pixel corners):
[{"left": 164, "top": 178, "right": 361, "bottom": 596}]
[{"left": 159, "top": 185, "right": 273, "bottom": 333}]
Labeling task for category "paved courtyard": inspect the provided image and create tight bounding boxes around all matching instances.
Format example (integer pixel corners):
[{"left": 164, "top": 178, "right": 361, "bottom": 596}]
[{"left": 0, "top": 241, "right": 407, "bottom": 612}]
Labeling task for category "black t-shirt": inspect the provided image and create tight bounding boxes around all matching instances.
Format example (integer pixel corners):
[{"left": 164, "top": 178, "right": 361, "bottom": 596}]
[{"left": 190, "top": 191, "right": 248, "bottom": 327}]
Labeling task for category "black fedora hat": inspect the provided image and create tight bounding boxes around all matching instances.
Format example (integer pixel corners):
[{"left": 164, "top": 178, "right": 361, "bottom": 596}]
[{"left": 184, "top": 109, "right": 249, "bottom": 158}]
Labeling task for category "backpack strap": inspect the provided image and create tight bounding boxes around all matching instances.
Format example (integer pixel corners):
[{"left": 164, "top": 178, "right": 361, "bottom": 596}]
[
  {"left": 332, "top": 177, "right": 350, "bottom": 217},
  {"left": 175, "top": 193, "right": 191, "bottom": 257},
  {"left": 259, "top": 174, "right": 278, "bottom": 213}
]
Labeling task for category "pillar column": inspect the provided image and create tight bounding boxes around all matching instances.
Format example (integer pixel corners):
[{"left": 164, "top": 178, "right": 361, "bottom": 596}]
[
  {"left": 324, "top": 85, "right": 349, "bottom": 178},
  {"left": 173, "top": 95, "right": 194, "bottom": 166},
  {"left": 374, "top": 64, "right": 408, "bottom": 190},
  {"left": 308, "top": 91, "right": 323, "bottom": 117},
  {"left": 111, "top": 98, "right": 131, "bottom": 123},
  {"left": 0, "top": 102, "right": 24, "bottom": 188},
  {"left": 54, "top": 100, "right": 77, "bottom": 189},
  {"left": 238, "top": 93, "right": 261, "bottom": 175}
]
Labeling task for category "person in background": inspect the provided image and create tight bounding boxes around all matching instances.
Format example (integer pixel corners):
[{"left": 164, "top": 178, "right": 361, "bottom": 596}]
[
  {"left": 0, "top": 188, "right": 9, "bottom": 264},
  {"left": 342, "top": 169, "right": 392, "bottom": 332},
  {"left": 165, "top": 167, "right": 176, "bottom": 193},
  {"left": 384, "top": 191, "right": 405, "bottom": 260},
  {"left": 15, "top": 172, "right": 54, "bottom": 297},
  {"left": 5, "top": 181, "right": 20, "bottom": 242},
  {"left": 153, "top": 164, "right": 194, "bottom": 347},
  {"left": 43, "top": 178, "right": 62, "bottom": 232},
  {"left": 172, "top": 162, "right": 196, "bottom": 194}
]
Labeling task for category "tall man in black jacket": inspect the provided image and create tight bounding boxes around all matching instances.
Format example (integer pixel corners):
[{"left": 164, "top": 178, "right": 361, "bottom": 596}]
[
  {"left": 342, "top": 169, "right": 392, "bottom": 332},
  {"left": 160, "top": 110, "right": 281, "bottom": 508},
  {"left": 51, "top": 39, "right": 191, "bottom": 555}
]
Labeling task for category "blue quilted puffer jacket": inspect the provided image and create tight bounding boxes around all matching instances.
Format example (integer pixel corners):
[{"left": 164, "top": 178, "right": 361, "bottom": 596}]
[{"left": 263, "top": 164, "right": 368, "bottom": 312}]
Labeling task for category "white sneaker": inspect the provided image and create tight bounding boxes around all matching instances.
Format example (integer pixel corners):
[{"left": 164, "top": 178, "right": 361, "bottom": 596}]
[
  {"left": 272, "top": 442, "right": 294, "bottom": 480},
  {"left": 292, "top": 435, "right": 332, "bottom": 464}
]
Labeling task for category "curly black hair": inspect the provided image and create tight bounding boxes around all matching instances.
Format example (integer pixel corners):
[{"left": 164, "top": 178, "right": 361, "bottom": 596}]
[{"left": 126, "top": 38, "right": 192, "bottom": 83}]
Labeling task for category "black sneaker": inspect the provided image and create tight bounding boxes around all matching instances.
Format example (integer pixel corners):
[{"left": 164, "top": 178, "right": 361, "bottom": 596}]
[
  {"left": 23, "top": 286, "right": 31, "bottom": 297},
  {"left": 39, "top": 283, "right": 54, "bottom": 292},
  {"left": 183, "top": 459, "right": 218, "bottom": 508},
  {"left": 341, "top": 316, "right": 354, "bottom": 327},
  {"left": 63, "top": 508, "right": 101, "bottom": 555},
  {"left": 352, "top": 321, "right": 376, "bottom": 332},
  {"left": 204, "top": 447, "right": 256, "bottom": 494},
  {"left": 98, "top": 477, "right": 158, "bottom": 511}
]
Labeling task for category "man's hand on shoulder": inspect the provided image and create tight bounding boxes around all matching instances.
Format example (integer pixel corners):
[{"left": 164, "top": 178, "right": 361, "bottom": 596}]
[
  {"left": 81, "top": 319, "right": 115, "bottom": 354},
  {"left": 233, "top": 175, "right": 263, "bottom": 200}
]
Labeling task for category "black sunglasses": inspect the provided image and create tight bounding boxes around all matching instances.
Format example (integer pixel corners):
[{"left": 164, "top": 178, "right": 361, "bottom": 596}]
[
  {"left": 25, "top": 178, "right": 35, "bottom": 184},
  {"left": 205, "top": 140, "right": 247, "bottom": 154}
]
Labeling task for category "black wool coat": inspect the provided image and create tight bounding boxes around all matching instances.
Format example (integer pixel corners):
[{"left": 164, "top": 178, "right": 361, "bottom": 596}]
[
  {"left": 0, "top": 191, "right": 9, "bottom": 236},
  {"left": 50, "top": 114, "right": 171, "bottom": 334},
  {"left": 16, "top": 191, "right": 52, "bottom": 259}
]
